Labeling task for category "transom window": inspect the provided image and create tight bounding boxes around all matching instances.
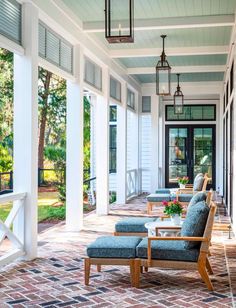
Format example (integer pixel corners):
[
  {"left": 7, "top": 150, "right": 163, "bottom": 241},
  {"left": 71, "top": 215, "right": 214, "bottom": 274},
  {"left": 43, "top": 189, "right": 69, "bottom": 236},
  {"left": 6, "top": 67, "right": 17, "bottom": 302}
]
[{"left": 166, "top": 105, "right": 216, "bottom": 121}]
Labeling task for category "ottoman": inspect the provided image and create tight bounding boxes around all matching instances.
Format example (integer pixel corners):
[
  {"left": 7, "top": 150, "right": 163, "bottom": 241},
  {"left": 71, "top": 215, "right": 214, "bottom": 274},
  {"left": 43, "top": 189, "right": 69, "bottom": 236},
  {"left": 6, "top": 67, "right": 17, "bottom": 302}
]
[
  {"left": 114, "top": 217, "right": 157, "bottom": 236},
  {"left": 146, "top": 193, "right": 171, "bottom": 214},
  {"left": 85, "top": 236, "right": 142, "bottom": 287}
]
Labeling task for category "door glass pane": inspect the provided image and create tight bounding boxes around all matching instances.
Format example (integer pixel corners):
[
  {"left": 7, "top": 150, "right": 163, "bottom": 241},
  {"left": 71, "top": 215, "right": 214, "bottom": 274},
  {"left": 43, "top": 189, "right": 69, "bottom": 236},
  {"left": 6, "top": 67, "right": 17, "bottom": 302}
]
[
  {"left": 168, "top": 128, "right": 188, "bottom": 184},
  {"left": 193, "top": 128, "right": 213, "bottom": 184}
]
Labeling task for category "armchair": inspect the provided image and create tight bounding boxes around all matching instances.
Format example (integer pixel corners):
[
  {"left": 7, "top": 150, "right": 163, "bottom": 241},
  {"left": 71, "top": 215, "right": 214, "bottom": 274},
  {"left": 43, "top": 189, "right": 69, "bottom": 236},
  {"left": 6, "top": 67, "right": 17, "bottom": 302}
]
[{"left": 136, "top": 201, "right": 217, "bottom": 290}]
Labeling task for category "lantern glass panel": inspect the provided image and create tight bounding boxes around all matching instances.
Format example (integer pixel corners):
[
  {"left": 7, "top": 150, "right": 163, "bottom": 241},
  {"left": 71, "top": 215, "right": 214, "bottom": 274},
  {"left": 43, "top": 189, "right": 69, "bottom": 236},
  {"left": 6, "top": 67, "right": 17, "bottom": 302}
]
[
  {"left": 174, "top": 95, "right": 184, "bottom": 114},
  {"left": 110, "top": 0, "right": 131, "bottom": 36},
  {"left": 157, "top": 68, "right": 170, "bottom": 95}
]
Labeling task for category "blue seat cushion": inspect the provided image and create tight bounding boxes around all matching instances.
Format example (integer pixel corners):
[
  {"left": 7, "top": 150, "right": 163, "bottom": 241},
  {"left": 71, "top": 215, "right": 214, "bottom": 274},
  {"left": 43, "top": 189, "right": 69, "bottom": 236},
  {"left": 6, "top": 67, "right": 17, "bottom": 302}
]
[
  {"left": 181, "top": 201, "right": 210, "bottom": 249},
  {"left": 147, "top": 193, "right": 171, "bottom": 202},
  {"left": 115, "top": 217, "right": 156, "bottom": 233},
  {"left": 136, "top": 238, "right": 199, "bottom": 262},
  {"left": 171, "top": 193, "right": 193, "bottom": 202},
  {"left": 155, "top": 188, "right": 171, "bottom": 194},
  {"left": 87, "top": 236, "right": 142, "bottom": 259},
  {"left": 188, "top": 192, "right": 207, "bottom": 208},
  {"left": 193, "top": 175, "right": 204, "bottom": 191}
]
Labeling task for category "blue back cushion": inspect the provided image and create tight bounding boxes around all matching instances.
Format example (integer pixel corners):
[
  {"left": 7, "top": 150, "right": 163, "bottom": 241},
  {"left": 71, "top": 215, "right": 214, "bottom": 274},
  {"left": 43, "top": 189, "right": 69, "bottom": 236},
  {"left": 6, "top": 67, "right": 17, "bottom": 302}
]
[
  {"left": 193, "top": 175, "right": 204, "bottom": 191},
  {"left": 188, "top": 192, "right": 207, "bottom": 209},
  {"left": 181, "top": 201, "right": 209, "bottom": 249}
]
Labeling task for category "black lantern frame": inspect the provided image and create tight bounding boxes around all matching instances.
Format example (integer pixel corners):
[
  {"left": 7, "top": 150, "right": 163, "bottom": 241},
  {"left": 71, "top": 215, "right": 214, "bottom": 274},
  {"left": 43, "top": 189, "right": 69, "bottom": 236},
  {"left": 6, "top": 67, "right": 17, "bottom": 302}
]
[
  {"left": 174, "top": 73, "right": 184, "bottom": 114},
  {"left": 156, "top": 35, "right": 171, "bottom": 96},
  {"left": 105, "top": 0, "right": 134, "bottom": 44}
]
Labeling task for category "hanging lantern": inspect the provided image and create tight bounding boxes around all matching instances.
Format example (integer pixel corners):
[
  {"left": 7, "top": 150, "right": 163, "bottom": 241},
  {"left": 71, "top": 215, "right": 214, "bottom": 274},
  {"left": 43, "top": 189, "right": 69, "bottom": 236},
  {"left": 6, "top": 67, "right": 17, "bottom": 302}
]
[
  {"left": 174, "top": 73, "right": 184, "bottom": 114},
  {"left": 156, "top": 35, "right": 171, "bottom": 96},
  {"left": 105, "top": 0, "right": 134, "bottom": 43}
]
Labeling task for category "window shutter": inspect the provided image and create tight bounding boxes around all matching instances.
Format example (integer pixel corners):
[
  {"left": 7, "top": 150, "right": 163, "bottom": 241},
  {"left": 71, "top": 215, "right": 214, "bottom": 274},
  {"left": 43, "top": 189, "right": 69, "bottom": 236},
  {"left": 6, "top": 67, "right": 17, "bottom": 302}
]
[
  {"left": 84, "top": 57, "right": 102, "bottom": 91},
  {"left": 110, "top": 77, "right": 121, "bottom": 102},
  {"left": 127, "top": 89, "right": 135, "bottom": 110},
  {"left": 38, "top": 22, "right": 73, "bottom": 74},
  {"left": 142, "top": 96, "right": 151, "bottom": 113},
  {"left": 0, "top": 0, "right": 21, "bottom": 45}
]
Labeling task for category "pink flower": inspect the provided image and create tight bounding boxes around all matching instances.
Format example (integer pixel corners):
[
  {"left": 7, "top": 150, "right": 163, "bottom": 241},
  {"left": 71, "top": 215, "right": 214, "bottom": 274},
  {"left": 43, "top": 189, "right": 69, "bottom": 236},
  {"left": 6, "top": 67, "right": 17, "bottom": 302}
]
[{"left": 162, "top": 200, "right": 168, "bottom": 206}]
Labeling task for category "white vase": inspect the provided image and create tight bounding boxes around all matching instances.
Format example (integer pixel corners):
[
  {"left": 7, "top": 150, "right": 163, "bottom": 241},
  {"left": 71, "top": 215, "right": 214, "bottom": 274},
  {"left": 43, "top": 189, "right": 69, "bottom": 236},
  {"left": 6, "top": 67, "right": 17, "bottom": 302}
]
[
  {"left": 179, "top": 183, "right": 185, "bottom": 189},
  {"left": 171, "top": 214, "right": 181, "bottom": 225}
]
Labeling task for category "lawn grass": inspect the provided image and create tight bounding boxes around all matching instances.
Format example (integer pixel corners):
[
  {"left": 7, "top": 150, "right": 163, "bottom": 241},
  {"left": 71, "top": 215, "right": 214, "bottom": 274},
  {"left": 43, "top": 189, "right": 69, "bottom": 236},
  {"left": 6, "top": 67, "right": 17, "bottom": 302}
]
[
  {"left": 0, "top": 191, "right": 95, "bottom": 223},
  {"left": 0, "top": 191, "right": 60, "bottom": 223}
]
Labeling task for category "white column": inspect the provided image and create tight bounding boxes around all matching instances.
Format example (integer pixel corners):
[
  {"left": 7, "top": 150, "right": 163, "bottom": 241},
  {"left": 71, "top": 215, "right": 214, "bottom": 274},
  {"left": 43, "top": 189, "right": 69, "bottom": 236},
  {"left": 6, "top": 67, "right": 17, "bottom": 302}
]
[
  {"left": 95, "top": 68, "right": 110, "bottom": 215},
  {"left": 13, "top": 3, "right": 38, "bottom": 260},
  {"left": 151, "top": 94, "right": 159, "bottom": 192},
  {"left": 66, "top": 46, "right": 84, "bottom": 231},
  {"left": 116, "top": 82, "right": 127, "bottom": 204},
  {"left": 131, "top": 97, "right": 139, "bottom": 195}
]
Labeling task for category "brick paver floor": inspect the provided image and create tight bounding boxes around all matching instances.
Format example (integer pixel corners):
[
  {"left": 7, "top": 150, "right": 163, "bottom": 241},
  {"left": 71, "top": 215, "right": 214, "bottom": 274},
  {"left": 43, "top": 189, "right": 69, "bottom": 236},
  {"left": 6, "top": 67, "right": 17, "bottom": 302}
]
[{"left": 0, "top": 196, "right": 235, "bottom": 307}]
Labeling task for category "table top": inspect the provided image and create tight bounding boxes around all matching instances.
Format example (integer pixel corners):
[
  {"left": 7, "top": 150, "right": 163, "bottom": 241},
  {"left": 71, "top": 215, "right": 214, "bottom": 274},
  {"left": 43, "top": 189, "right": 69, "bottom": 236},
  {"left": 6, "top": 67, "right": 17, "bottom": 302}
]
[{"left": 145, "top": 220, "right": 183, "bottom": 229}]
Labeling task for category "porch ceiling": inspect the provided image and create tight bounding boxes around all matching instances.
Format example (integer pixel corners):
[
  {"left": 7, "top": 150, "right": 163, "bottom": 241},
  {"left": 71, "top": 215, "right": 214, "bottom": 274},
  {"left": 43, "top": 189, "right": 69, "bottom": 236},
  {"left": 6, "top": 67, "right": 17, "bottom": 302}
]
[{"left": 60, "top": 0, "right": 236, "bottom": 85}]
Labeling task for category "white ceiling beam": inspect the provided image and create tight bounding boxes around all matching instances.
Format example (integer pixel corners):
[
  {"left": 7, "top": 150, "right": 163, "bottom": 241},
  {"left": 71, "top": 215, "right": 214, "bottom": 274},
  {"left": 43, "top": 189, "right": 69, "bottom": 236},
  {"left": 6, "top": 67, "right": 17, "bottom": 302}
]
[
  {"left": 83, "top": 14, "right": 235, "bottom": 33},
  {"left": 142, "top": 81, "right": 223, "bottom": 95},
  {"left": 110, "top": 46, "right": 229, "bottom": 58},
  {"left": 127, "top": 65, "right": 226, "bottom": 75}
]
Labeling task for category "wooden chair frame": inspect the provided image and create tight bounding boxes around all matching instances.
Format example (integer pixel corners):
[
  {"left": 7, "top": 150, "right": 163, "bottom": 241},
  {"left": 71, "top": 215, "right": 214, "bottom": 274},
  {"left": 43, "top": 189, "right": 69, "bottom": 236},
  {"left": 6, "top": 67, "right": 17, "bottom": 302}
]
[
  {"left": 136, "top": 202, "right": 217, "bottom": 290},
  {"left": 147, "top": 174, "right": 211, "bottom": 214},
  {"left": 84, "top": 257, "right": 140, "bottom": 287},
  {"left": 114, "top": 191, "right": 213, "bottom": 237}
]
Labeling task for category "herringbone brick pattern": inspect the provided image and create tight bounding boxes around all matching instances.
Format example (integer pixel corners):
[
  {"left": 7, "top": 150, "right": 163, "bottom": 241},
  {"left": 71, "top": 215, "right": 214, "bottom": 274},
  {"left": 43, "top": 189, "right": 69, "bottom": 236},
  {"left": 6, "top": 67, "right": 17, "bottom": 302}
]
[{"left": 0, "top": 197, "right": 235, "bottom": 308}]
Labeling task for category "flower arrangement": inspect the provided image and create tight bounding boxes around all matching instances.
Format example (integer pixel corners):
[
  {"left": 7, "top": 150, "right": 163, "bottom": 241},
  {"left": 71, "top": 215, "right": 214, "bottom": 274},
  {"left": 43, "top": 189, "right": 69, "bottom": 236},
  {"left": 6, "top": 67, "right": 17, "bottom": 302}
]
[
  {"left": 163, "top": 199, "right": 183, "bottom": 216},
  {"left": 178, "top": 176, "right": 189, "bottom": 185}
]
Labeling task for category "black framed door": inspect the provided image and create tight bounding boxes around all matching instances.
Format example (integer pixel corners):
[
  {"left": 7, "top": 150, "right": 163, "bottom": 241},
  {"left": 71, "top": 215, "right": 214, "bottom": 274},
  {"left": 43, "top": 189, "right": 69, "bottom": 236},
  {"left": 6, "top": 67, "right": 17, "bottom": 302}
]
[{"left": 165, "top": 125, "right": 216, "bottom": 189}]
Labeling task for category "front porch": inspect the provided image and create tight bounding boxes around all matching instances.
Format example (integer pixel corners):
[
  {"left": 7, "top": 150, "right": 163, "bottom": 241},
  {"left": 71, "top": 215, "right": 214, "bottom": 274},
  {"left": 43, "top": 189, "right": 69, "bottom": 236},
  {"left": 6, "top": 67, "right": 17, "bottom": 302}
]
[{"left": 0, "top": 198, "right": 235, "bottom": 307}]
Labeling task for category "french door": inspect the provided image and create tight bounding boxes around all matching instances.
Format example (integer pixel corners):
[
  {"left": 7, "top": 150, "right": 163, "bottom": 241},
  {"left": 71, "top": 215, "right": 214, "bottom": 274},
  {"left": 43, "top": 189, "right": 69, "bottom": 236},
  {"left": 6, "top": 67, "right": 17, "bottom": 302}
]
[{"left": 165, "top": 125, "right": 215, "bottom": 189}]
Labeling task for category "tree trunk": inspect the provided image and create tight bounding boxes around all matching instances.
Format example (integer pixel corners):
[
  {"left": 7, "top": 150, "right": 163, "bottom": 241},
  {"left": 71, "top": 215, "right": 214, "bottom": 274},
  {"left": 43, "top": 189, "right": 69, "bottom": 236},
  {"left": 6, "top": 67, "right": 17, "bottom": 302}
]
[{"left": 38, "top": 71, "right": 52, "bottom": 169}]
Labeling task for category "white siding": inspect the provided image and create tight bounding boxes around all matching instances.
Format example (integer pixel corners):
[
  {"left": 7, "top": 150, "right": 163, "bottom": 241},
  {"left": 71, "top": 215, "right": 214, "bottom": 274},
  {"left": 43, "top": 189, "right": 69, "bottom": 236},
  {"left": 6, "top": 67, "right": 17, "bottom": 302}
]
[
  {"left": 141, "top": 114, "right": 152, "bottom": 192},
  {"left": 126, "top": 110, "right": 133, "bottom": 171},
  {"left": 109, "top": 173, "right": 117, "bottom": 191}
]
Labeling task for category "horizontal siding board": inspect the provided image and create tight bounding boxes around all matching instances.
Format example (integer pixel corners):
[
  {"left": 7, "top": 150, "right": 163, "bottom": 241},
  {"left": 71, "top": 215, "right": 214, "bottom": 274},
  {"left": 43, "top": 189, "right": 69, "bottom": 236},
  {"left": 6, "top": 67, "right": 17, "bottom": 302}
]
[{"left": 141, "top": 114, "right": 151, "bottom": 192}]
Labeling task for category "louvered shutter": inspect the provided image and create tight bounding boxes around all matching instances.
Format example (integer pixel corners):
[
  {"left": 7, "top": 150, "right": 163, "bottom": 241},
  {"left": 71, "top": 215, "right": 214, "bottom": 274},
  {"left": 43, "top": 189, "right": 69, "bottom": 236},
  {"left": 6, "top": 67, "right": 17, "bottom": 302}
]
[
  {"left": 110, "top": 77, "right": 121, "bottom": 102},
  {"left": 38, "top": 22, "right": 73, "bottom": 74},
  {"left": 0, "top": 0, "right": 21, "bottom": 45},
  {"left": 142, "top": 96, "right": 151, "bottom": 113},
  {"left": 84, "top": 57, "right": 102, "bottom": 91}
]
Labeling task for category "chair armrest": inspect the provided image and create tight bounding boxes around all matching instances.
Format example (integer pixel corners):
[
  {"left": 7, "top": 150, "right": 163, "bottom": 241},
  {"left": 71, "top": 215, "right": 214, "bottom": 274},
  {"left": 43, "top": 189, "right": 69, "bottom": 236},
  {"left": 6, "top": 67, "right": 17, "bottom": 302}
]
[
  {"left": 148, "top": 236, "right": 208, "bottom": 241},
  {"left": 185, "top": 184, "right": 193, "bottom": 188},
  {"left": 177, "top": 188, "right": 193, "bottom": 194}
]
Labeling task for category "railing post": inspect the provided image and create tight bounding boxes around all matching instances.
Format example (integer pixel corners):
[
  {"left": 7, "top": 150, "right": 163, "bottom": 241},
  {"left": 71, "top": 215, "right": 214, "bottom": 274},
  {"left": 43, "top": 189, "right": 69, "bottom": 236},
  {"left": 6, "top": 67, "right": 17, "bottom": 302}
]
[{"left": 9, "top": 171, "right": 13, "bottom": 190}]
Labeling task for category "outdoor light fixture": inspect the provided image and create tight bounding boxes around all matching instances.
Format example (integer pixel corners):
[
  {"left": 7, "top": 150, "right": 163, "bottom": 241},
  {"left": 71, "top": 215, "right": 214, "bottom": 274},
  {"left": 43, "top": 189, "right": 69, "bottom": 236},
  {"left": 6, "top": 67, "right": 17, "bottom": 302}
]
[
  {"left": 104, "top": 0, "right": 134, "bottom": 43},
  {"left": 156, "top": 35, "right": 171, "bottom": 95},
  {"left": 174, "top": 73, "right": 184, "bottom": 114}
]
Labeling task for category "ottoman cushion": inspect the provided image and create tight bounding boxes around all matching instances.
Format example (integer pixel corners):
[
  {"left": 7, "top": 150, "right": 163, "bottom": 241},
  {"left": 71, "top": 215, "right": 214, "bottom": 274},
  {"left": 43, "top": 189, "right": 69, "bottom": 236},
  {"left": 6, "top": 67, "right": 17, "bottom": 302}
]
[
  {"left": 171, "top": 193, "right": 193, "bottom": 202},
  {"left": 115, "top": 217, "right": 156, "bottom": 233},
  {"left": 155, "top": 188, "right": 171, "bottom": 194},
  {"left": 147, "top": 193, "right": 171, "bottom": 202},
  {"left": 87, "top": 236, "right": 142, "bottom": 259},
  {"left": 136, "top": 238, "right": 199, "bottom": 262}
]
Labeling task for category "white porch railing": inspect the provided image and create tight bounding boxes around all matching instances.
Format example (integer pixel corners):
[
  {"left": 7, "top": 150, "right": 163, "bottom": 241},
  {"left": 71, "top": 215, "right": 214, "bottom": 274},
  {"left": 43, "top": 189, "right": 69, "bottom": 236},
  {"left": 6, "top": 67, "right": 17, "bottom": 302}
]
[
  {"left": 0, "top": 192, "right": 26, "bottom": 267},
  {"left": 126, "top": 169, "right": 138, "bottom": 199}
]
